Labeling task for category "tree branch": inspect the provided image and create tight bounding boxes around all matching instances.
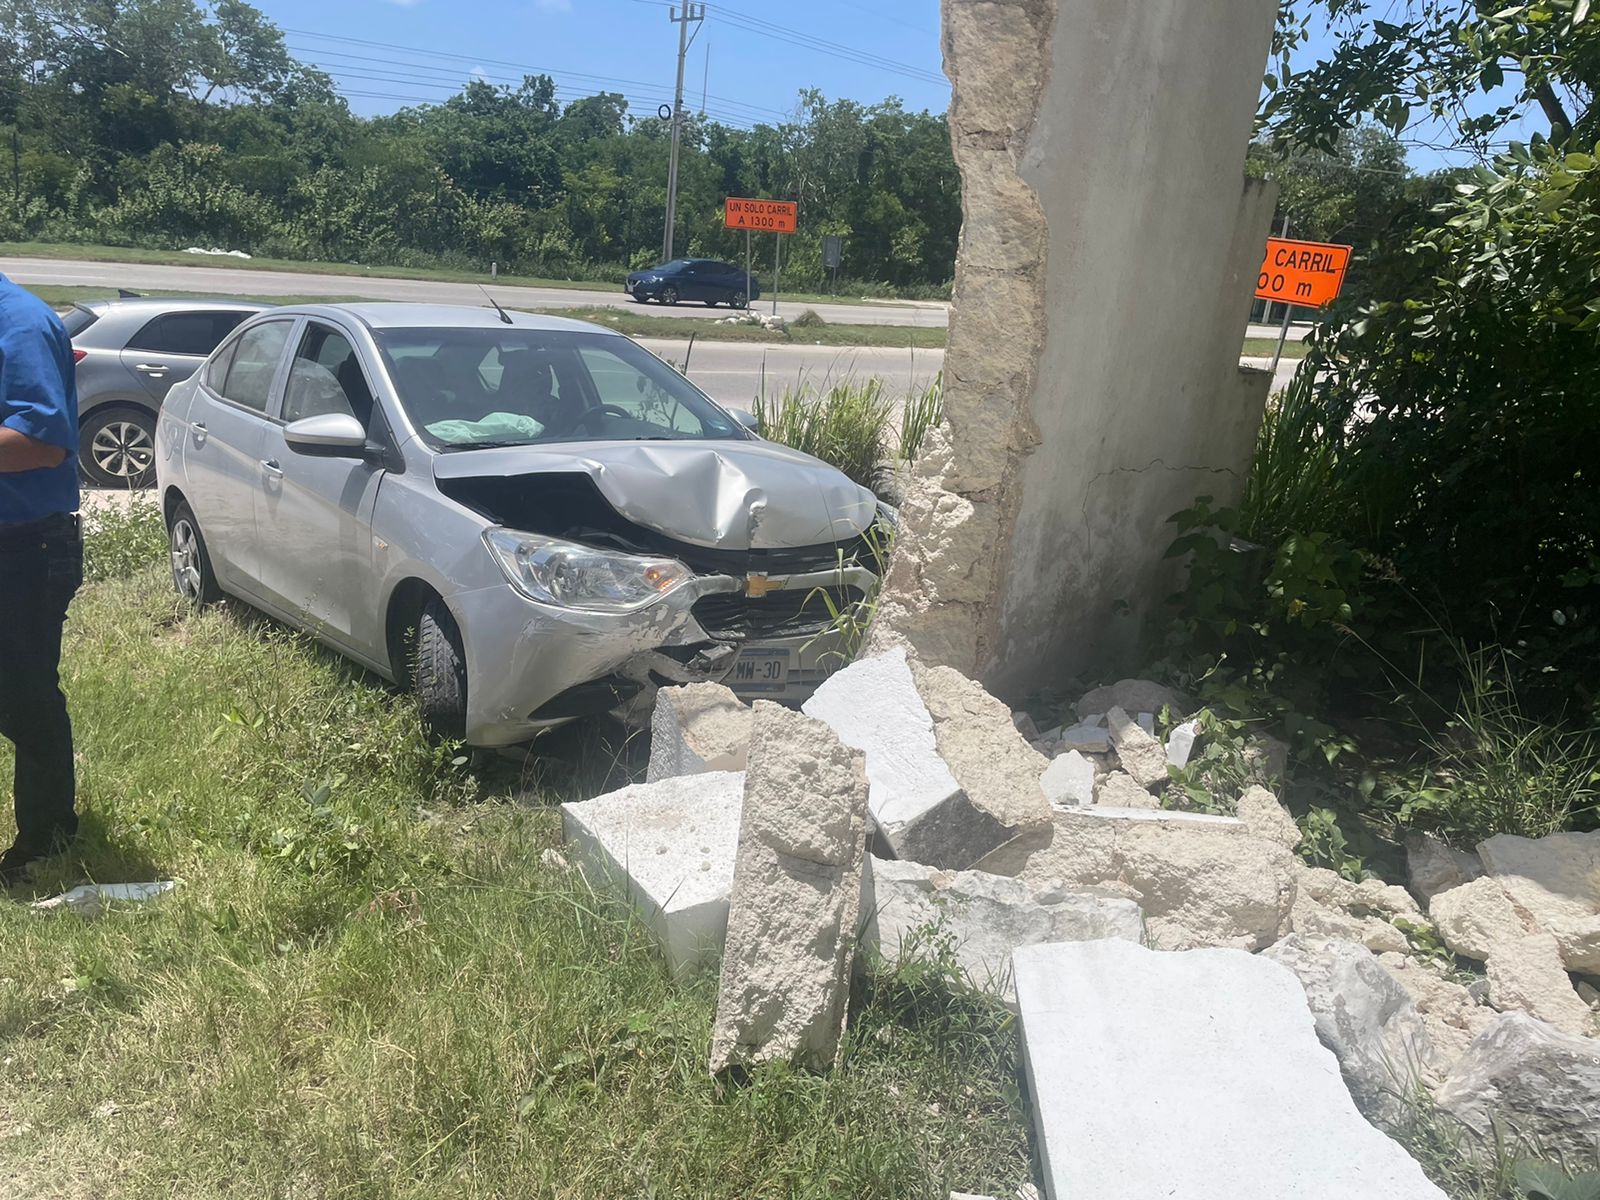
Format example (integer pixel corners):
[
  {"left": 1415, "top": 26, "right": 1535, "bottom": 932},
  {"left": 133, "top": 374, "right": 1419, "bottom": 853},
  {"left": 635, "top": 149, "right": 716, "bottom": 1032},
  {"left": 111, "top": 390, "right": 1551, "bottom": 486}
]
[{"left": 1532, "top": 79, "right": 1573, "bottom": 141}]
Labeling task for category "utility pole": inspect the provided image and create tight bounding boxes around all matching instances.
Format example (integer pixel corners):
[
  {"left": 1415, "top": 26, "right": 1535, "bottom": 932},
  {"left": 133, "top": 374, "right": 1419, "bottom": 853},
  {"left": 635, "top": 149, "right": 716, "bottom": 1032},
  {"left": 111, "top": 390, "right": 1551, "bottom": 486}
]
[{"left": 661, "top": 2, "right": 705, "bottom": 263}]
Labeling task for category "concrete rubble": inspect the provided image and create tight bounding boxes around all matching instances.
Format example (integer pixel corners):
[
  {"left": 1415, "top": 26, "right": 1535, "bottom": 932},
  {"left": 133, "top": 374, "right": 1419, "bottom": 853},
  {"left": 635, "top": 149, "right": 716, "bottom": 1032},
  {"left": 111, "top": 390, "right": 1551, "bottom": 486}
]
[
  {"left": 708, "top": 703, "right": 870, "bottom": 1074},
  {"left": 646, "top": 682, "right": 753, "bottom": 782},
  {"left": 1074, "top": 679, "right": 1192, "bottom": 722},
  {"left": 1485, "top": 933, "right": 1594, "bottom": 1037},
  {"left": 800, "top": 647, "right": 965, "bottom": 865},
  {"left": 1092, "top": 770, "right": 1158, "bottom": 809},
  {"left": 1039, "top": 749, "right": 1095, "bottom": 807},
  {"left": 561, "top": 772, "right": 744, "bottom": 975},
  {"left": 1263, "top": 934, "right": 1437, "bottom": 1119},
  {"left": 1165, "top": 719, "right": 1201, "bottom": 769},
  {"left": 1235, "top": 785, "right": 1302, "bottom": 850},
  {"left": 1290, "top": 865, "right": 1424, "bottom": 957},
  {"left": 863, "top": 856, "right": 1144, "bottom": 1003},
  {"left": 1105, "top": 706, "right": 1169, "bottom": 790},
  {"left": 1376, "top": 951, "right": 1497, "bottom": 1076},
  {"left": 1013, "top": 939, "right": 1447, "bottom": 1200},
  {"left": 1476, "top": 830, "right": 1600, "bottom": 973},
  {"left": 1435, "top": 1011, "right": 1600, "bottom": 1163},
  {"left": 910, "top": 659, "right": 1055, "bottom": 870},
  {"left": 989, "top": 805, "right": 1297, "bottom": 951}
]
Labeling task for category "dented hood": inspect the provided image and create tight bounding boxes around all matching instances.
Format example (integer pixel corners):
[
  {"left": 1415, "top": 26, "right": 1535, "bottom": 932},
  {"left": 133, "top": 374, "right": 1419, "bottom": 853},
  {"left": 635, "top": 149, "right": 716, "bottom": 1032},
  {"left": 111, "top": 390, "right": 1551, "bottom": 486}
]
[{"left": 430, "top": 439, "right": 878, "bottom": 551}]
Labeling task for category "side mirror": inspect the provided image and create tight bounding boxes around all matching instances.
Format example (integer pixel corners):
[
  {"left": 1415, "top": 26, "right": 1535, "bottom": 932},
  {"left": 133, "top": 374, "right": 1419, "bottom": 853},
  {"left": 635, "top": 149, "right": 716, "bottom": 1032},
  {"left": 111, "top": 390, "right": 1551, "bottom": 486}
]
[
  {"left": 728, "top": 406, "right": 759, "bottom": 433},
  {"left": 284, "top": 412, "right": 369, "bottom": 456}
]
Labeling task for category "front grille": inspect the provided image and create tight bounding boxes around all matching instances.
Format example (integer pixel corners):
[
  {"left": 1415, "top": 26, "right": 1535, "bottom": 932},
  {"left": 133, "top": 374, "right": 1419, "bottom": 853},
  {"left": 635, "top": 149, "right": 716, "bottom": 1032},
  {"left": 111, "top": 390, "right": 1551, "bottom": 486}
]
[{"left": 693, "top": 584, "right": 866, "bottom": 641}]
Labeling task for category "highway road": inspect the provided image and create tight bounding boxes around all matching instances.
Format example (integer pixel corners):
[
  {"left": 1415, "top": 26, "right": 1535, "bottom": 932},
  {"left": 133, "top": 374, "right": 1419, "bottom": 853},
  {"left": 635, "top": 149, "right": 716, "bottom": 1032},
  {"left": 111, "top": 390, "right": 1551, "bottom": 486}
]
[
  {"left": 641, "top": 338, "right": 943, "bottom": 407},
  {"left": 0, "top": 254, "right": 948, "bottom": 328}
]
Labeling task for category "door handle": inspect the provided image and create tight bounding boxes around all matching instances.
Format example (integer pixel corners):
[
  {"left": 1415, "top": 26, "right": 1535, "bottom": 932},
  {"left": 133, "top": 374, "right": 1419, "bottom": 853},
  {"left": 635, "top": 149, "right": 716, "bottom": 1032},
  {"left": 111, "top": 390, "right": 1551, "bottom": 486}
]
[
  {"left": 191, "top": 421, "right": 208, "bottom": 446},
  {"left": 135, "top": 363, "right": 169, "bottom": 373},
  {"left": 261, "top": 458, "right": 283, "bottom": 476}
]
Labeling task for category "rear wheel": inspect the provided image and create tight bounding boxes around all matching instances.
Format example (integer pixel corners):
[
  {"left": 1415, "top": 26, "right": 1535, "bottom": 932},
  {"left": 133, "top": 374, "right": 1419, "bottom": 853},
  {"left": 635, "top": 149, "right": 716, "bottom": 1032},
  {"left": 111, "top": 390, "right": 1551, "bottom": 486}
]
[
  {"left": 415, "top": 596, "right": 469, "bottom": 742},
  {"left": 731, "top": 290, "right": 748, "bottom": 309},
  {"left": 167, "top": 501, "right": 222, "bottom": 606},
  {"left": 81, "top": 406, "right": 157, "bottom": 489},
  {"left": 661, "top": 286, "right": 680, "bottom": 306}
]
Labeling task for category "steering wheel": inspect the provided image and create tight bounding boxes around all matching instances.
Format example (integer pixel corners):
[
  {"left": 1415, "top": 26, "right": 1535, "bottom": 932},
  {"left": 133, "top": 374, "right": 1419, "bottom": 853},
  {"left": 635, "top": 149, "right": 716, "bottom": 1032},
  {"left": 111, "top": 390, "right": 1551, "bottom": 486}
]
[{"left": 569, "top": 404, "right": 635, "bottom": 432}]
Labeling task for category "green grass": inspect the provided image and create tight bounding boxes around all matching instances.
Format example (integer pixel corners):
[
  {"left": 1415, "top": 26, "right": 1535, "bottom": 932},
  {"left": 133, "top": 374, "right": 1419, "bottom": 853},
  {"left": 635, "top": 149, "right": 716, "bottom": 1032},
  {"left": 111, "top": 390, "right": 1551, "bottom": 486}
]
[
  {"left": 1242, "top": 336, "right": 1311, "bottom": 359},
  {"left": 0, "top": 533, "right": 1029, "bottom": 1197},
  {"left": 2, "top": 241, "right": 923, "bottom": 308},
  {"left": 554, "top": 305, "right": 949, "bottom": 349}
]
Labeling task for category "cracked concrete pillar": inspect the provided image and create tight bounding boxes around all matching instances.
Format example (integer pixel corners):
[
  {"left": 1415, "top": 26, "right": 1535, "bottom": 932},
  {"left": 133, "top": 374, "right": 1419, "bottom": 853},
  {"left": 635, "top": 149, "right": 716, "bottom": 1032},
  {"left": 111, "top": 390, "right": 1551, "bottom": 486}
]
[{"left": 874, "top": 0, "right": 1279, "bottom": 698}]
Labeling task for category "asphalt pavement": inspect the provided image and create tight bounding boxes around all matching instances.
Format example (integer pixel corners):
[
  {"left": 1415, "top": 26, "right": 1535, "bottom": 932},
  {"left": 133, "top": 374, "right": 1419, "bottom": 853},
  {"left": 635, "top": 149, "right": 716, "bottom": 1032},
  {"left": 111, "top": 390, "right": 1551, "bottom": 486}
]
[{"left": 0, "top": 255, "right": 946, "bottom": 328}]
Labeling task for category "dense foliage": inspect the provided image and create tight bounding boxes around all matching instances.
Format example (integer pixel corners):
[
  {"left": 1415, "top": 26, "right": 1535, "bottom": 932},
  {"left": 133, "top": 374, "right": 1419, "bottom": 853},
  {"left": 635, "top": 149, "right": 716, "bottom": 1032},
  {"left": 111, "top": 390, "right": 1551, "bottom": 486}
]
[{"left": 0, "top": 1, "right": 960, "bottom": 292}]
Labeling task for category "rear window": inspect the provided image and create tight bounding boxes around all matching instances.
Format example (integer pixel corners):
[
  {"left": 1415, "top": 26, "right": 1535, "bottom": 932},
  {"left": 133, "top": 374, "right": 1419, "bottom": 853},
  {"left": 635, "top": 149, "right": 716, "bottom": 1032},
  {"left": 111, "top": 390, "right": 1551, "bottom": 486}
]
[
  {"left": 61, "top": 306, "right": 100, "bottom": 337},
  {"left": 127, "top": 311, "right": 250, "bottom": 357}
]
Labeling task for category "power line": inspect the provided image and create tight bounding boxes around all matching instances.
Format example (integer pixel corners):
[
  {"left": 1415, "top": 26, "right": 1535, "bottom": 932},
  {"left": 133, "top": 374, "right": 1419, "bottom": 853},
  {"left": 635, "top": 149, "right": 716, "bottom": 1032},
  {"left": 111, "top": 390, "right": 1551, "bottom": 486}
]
[
  {"left": 289, "top": 43, "right": 780, "bottom": 124},
  {"left": 702, "top": 4, "right": 946, "bottom": 86},
  {"left": 285, "top": 27, "right": 791, "bottom": 119}
]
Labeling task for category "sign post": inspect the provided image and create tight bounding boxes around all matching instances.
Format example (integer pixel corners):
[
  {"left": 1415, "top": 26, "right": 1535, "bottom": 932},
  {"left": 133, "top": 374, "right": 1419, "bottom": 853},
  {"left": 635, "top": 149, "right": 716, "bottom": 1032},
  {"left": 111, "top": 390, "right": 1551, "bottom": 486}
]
[
  {"left": 1253, "top": 235, "right": 1353, "bottom": 374},
  {"left": 724, "top": 197, "right": 799, "bottom": 316},
  {"left": 821, "top": 234, "right": 843, "bottom": 295}
]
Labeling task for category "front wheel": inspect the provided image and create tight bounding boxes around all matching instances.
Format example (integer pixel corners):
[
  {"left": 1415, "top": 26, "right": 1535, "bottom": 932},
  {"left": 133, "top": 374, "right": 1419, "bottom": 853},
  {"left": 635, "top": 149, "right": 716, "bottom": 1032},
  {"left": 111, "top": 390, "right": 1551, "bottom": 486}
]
[
  {"left": 168, "top": 501, "right": 222, "bottom": 606},
  {"left": 81, "top": 406, "right": 157, "bottom": 489},
  {"left": 661, "top": 286, "right": 680, "bottom": 306},
  {"left": 415, "top": 596, "right": 469, "bottom": 743}
]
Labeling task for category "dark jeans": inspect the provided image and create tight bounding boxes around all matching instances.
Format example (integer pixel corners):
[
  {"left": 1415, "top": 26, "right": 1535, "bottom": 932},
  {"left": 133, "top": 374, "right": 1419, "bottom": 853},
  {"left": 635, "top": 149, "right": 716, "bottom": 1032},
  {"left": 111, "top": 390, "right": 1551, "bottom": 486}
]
[{"left": 0, "top": 512, "right": 83, "bottom": 853}]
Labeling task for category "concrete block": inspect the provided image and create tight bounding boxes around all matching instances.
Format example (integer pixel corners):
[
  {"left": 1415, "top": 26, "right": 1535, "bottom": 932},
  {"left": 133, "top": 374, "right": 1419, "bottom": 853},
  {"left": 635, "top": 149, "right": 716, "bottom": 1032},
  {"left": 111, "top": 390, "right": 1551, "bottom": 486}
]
[
  {"left": 1058, "top": 722, "right": 1109, "bottom": 754},
  {"left": 1093, "top": 770, "right": 1158, "bottom": 809},
  {"left": 1040, "top": 749, "right": 1095, "bottom": 807},
  {"left": 1012, "top": 940, "right": 1448, "bottom": 1200},
  {"left": 1476, "top": 831, "right": 1600, "bottom": 973},
  {"left": 1485, "top": 933, "right": 1593, "bottom": 1036},
  {"left": 864, "top": 856, "right": 1143, "bottom": 1003},
  {"left": 561, "top": 772, "right": 743, "bottom": 975},
  {"left": 709, "top": 703, "right": 870, "bottom": 1073},
  {"left": 1107, "top": 706, "right": 1170, "bottom": 790},
  {"left": 646, "top": 682, "right": 753, "bottom": 782},
  {"left": 1236, "top": 785, "right": 1302, "bottom": 850},
  {"left": 801, "top": 647, "right": 965, "bottom": 861},
  {"left": 1166, "top": 718, "right": 1201, "bottom": 768}
]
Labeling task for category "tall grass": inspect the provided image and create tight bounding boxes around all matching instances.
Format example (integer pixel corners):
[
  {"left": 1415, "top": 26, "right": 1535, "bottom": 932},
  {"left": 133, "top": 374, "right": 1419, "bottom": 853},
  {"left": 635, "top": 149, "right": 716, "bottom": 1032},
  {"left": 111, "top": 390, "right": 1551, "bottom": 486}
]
[
  {"left": 754, "top": 374, "right": 945, "bottom": 491},
  {"left": 1240, "top": 358, "right": 1353, "bottom": 543}
]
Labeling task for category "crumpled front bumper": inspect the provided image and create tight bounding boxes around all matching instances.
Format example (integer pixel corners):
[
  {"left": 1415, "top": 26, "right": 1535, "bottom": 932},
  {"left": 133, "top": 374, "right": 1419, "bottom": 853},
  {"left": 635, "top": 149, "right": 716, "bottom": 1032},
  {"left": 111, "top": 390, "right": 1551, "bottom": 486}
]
[{"left": 453, "top": 563, "right": 873, "bottom": 747}]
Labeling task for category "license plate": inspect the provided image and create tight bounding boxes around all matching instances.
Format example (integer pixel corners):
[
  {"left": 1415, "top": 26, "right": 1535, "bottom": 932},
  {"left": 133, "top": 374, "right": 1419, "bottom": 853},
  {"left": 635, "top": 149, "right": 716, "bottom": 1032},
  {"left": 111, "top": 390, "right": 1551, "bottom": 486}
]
[{"left": 730, "top": 647, "right": 791, "bottom": 694}]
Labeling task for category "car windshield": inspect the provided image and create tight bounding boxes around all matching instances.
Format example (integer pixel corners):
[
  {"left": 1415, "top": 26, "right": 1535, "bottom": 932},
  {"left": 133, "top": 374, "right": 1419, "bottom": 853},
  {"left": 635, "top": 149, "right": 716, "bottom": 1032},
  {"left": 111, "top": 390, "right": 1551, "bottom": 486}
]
[{"left": 373, "top": 327, "right": 746, "bottom": 449}]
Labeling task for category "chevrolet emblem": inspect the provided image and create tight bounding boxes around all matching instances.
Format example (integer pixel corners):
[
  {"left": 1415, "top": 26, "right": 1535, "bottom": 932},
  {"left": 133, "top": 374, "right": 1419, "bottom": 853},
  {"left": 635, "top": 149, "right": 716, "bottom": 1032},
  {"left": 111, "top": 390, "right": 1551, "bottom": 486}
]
[{"left": 745, "top": 573, "right": 786, "bottom": 598}]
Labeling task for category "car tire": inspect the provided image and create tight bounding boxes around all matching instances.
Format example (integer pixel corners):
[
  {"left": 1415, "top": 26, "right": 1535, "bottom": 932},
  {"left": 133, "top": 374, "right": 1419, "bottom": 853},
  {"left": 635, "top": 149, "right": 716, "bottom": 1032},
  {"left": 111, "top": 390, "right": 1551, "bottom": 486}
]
[
  {"left": 167, "top": 501, "right": 222, "bottom": 606},
  {"left": 662, "top": 286, "right": 680, "bottom": 306},
  {"left": 415, "top": 596, "right": 469, "bottom": 742},
  {"left": 731, "top": 290, "right": 748, "bottom": 310},
  {"left": 80, "top": 405, "right": 157, "bottom": 490}
]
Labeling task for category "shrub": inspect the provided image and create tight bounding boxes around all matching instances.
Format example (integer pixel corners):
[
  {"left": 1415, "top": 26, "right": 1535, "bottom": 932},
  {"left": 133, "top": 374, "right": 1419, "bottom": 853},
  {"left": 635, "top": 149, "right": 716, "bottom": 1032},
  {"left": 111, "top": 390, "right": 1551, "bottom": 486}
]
[
  {"left": 82, "top": 495, "right": 167, "bottom": 583},
  {"left": 754, "top": 378, "right": 894, "bottom": 490}
]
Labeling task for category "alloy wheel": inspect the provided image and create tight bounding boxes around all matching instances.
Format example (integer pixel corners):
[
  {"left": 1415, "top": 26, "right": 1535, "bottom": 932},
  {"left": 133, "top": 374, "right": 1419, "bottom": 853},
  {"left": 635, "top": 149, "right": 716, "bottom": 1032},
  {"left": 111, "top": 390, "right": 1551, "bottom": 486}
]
[
  {"left": 91, "top": 420, "right": 155, "bottom": 481},
  {"left": 170, "top": 518, "right": 204, "bottom": 601}
]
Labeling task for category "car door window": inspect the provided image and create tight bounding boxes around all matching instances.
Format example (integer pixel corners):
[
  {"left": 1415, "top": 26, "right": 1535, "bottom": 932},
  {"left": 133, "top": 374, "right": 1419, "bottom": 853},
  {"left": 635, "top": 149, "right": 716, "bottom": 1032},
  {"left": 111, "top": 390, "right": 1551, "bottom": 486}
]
[
  {"left": 218, "top": 320, "right": 292, "bottom": 413},
  {"left": 577, "top": 345, "right": 707, "bottom": 435},
  {"left": 127, "top": 312, "right": 248, "bottom": 358},
  {"left": 283, "top": 324, "right": 375, "bottom": 426}
]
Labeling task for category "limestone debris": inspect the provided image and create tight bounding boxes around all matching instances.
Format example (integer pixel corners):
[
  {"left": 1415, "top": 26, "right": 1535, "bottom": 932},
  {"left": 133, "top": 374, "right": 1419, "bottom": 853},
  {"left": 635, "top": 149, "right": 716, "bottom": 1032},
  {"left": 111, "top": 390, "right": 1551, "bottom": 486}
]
[
  {"left": 1039, "top": 749, "right": 1095, "bottom": 807},
  {"left": 1485, "top": 933, "right": 1593, "bottom": 1037},
  {"left": 1235, "top": 785, "right": 1302, "bottom": 850},
  {"left": 1435, "top": 1011, "right": 1600, "bottom": 1163},
  {"left": 1105, "top": 706, "right": 1170, "bottom": 790},
  {"left": 1405, "top": 832, "right": 1484, "bottom": 907},
  {"left": 1092, "top": 770, "right": 1158, "bottom": 810},
  {"left": 1263, "top": 934, "right": 1437, "bottom": 1120},
  {"left": 1013, "top": 940, "right": 1447, "bottom": 1200},
  {"left": 708, "top": 703, "right": 870, "bottom": 1074},
  {"left": 863, "top": 856, "right": 1143, "bottom": 1004},
  {"left": 561, "top": 772, "right": 744, "bottom": 976},
  {"left": 646, "top": 682, "right": 753, "bottom": 782},
  {"left": 1074, "top": 679, "right": 1192, "bottom": 723}
]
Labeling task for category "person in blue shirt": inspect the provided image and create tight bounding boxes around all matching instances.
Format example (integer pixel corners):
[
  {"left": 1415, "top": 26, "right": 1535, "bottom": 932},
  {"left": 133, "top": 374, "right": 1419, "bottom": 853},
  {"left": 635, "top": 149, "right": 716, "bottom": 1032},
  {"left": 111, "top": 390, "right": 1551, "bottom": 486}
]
[{"left": 0, "top": 272, "right": 84, "bottom": 887}]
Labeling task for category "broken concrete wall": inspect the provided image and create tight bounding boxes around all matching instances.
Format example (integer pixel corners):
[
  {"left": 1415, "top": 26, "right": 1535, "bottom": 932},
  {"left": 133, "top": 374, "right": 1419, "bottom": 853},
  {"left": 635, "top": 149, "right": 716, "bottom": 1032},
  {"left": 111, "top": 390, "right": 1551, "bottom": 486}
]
[{"left": 875, "top": 0, "right": 1279, "bottom": 696}]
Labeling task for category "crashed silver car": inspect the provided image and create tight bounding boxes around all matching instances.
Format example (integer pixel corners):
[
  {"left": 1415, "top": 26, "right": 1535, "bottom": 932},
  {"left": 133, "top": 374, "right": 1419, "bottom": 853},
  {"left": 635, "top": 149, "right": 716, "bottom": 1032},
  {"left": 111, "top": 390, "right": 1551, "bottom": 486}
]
[{"left": 152, "top": 303, "right": 886, "bottom": 746}]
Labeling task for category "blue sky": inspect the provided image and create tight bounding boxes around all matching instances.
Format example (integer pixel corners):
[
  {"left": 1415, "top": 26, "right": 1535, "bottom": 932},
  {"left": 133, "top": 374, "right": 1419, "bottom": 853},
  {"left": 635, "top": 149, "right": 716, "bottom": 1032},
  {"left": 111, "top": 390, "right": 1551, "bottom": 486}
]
[
  {"left": 250, "top": 0, "right": 950, "bottom": 129},
  {"left": 247, "top": 0, "right": 1524, "bottom": 171}
]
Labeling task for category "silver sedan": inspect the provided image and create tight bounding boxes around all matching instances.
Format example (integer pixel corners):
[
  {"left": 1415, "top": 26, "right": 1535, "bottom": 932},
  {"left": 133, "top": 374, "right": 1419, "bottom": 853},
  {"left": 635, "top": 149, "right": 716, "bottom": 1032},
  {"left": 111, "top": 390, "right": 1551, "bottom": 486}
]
[{"left": 153, "top": 303, "right": 885, "bottom": 747}]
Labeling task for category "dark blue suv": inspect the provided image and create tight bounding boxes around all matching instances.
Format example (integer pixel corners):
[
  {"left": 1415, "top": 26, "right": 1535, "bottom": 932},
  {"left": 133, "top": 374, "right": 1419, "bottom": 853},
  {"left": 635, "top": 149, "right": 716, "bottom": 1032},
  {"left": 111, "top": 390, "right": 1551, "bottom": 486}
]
[{"left": 625, "top": 259, "right": 762, "bottom": 308}]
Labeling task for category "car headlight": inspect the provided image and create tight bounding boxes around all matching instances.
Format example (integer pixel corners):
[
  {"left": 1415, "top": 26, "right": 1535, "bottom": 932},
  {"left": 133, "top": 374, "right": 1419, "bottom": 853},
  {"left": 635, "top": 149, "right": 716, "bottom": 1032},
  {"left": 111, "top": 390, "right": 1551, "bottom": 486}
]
[{"left": 483, "top": 528, "right": 693, "bottom": 613}]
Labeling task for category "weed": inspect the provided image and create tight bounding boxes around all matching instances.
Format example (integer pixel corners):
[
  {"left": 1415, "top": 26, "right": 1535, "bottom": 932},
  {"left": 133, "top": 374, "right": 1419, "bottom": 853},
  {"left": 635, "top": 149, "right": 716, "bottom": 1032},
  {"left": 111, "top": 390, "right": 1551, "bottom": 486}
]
[
  {"left": 82, "top": 493, "right": 166, "bottom": 582},
  {"left": 791, "top": 308, "right": 827, "bottom": 328},
  {"left": 897, "top": 370, "right": 944, "bottom": 463},
  {"left": 754, "top": 377, "right": 894, "bottom": 490}
]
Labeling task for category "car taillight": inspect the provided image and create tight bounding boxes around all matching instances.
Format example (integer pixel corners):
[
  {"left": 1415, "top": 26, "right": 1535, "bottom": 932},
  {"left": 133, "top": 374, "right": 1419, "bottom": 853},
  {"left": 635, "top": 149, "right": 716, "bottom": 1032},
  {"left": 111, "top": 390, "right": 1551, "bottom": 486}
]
[{"left": 72, "top": 348, "right": 87, "bottom": 363}]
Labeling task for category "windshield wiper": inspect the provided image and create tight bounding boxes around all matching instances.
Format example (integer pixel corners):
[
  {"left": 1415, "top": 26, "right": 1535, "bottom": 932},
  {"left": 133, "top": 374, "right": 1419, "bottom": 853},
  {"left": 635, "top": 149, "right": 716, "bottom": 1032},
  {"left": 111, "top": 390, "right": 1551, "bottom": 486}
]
[{"left": 443, "top": 439, "right": 537, "bottom": 451}]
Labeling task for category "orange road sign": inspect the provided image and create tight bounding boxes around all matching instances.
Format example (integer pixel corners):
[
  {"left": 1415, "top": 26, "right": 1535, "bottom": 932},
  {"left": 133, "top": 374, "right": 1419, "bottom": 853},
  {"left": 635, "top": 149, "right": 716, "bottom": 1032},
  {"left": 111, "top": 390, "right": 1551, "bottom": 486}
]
[
  {"left": 1255, "top": 237, "right": 1352, "bottom": 308},
  {"left": 725, "top": 197, "right": 798, "bottom": 233}
]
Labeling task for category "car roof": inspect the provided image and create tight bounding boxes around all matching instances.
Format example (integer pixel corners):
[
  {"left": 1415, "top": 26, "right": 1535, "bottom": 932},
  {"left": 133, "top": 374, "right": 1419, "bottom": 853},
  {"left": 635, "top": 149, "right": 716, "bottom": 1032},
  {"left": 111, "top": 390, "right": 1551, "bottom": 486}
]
[
  {"left": 267, "top": 302, "right": 628, "bottom": 335},
  {"left": 77, "top": 296, "right": 272, "bottom": 315}
]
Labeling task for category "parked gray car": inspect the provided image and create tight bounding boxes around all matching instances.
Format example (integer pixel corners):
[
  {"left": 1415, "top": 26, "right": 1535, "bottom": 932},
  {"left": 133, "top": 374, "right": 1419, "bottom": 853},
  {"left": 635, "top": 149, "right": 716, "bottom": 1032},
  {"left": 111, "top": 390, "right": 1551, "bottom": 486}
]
[
  {"left": 66, "top": 297, "right": 269, "bottom": 487},
  {"left": 153, "top": 303, "right": 887, "bottom": 747}
]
